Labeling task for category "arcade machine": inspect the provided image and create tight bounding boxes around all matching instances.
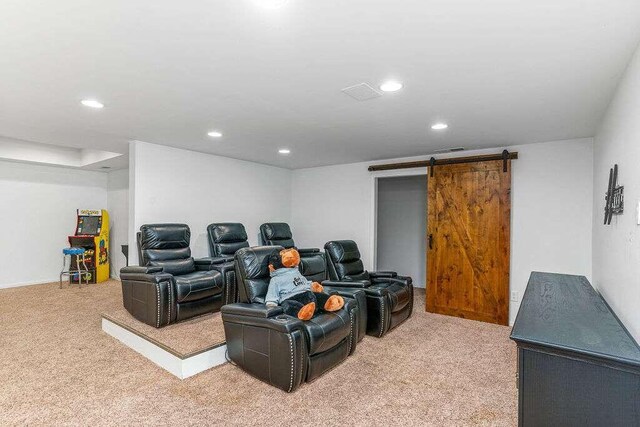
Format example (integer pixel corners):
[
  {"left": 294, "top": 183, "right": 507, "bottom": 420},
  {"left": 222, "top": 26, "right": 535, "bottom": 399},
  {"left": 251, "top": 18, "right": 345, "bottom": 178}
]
[{"left": 68, "top": 209, "right": 110, "bottom": 284}]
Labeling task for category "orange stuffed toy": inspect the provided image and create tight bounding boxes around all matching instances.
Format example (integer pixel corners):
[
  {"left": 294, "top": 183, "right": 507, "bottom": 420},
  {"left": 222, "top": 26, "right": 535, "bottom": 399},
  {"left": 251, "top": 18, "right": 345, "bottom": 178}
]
[{"left": 265, "top": 248, "right": 344, "bottom": 321}]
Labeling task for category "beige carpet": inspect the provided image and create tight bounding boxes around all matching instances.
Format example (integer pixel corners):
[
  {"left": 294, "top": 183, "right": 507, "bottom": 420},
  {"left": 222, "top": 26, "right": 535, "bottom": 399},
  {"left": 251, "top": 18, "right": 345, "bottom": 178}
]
[
  {"left": 103, "top": 305, "right": 225, "bottom": 356},
  {"left": 0, "top": 280, "right": 517, "bottom": 426}
]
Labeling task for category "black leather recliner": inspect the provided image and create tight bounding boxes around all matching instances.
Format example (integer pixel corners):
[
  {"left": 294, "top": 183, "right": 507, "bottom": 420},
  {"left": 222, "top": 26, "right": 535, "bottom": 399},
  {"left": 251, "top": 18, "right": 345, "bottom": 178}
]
[
  {"left": 221, "top": 246, "right": 361, "bottom": 392},
  {"left": 324, "top": 240, "right": 413, "bottom": 337},
  {"left": 259, "top": 223, "right": 326, "bottom": 282},
  {"left": 205, "top": 223, "right": 251, "bottom": 304},
  {"left": 120, "top": 224, "right": 225, "bottom": 327},
  {"left": 259, "top": 222, "right": 366, "bottom": 342}
]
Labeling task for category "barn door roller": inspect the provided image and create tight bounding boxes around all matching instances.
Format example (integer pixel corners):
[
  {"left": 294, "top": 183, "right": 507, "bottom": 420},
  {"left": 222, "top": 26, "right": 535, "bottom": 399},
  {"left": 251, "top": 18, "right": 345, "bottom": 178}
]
[{"left": 502, "top": 150, "right": 509, "bottom": 173}]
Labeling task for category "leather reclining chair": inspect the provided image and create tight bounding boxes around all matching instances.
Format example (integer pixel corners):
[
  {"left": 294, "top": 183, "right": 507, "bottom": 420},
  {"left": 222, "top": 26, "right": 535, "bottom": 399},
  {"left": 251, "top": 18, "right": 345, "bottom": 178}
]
[
  {"left": 260, "top": 222, "right": 367, "bottom": 342},
  {"left": 259, "top": 223, "right": 326, "bottom": 282},
  {"left": 120, "top": 224, "right": 226, "bottom": 327},
  {"left": 324, "top": 240, "right": 413, "bottom": 337},
  {"left": 205, "top": 223, "right": 251, "bottom": 304},
  {"left": 221, "top": 246, "right": 361, "bottom": 392}
]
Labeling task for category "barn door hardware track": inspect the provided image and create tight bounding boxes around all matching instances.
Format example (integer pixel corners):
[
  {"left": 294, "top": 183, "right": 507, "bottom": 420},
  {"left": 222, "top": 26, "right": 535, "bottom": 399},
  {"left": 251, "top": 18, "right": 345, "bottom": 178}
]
[{"left": 368, "top": 151, "right": 518, "bottom": 172}]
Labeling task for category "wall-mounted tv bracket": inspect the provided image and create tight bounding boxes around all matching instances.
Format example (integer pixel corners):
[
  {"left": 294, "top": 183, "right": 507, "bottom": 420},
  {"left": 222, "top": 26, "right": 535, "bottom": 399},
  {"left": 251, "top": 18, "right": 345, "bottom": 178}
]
[{"left": 604, "top": 164, "right": 624, "bottom": 225}]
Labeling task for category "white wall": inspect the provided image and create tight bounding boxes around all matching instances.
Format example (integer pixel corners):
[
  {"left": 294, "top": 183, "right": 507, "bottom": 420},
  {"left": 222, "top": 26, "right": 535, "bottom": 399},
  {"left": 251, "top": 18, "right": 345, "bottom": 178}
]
[
  {"left": 107, "top": 169, "right": 129, "bottom": 278},
  {"left": 292, "top": 138, "right": 593, "bottom": 324},
  {"left": 377, "top": 176, "right": 427, "bottom": 288},
  {"left": 592, "top": 43, "right": 640, "bottom": 341},
  {"left": 0, "top": 160, "right": 107, "bottom": 287},
  {"left": 129, "top": 141, "right": 292, "bottom": 264}
]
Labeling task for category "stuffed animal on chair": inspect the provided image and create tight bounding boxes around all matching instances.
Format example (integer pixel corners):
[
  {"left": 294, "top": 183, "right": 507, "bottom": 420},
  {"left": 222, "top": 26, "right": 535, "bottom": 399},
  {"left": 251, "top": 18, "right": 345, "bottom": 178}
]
[{"left": 265, "top": 248, "right": 344, "bottom": 321}]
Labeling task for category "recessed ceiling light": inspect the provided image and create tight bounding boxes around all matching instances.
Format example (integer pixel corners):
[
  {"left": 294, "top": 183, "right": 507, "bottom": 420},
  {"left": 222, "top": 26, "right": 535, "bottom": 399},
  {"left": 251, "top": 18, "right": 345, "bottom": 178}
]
[
  {"left": 81, "top": 99, "right": 104, "bottom": 109},
  {"left": 431, "top": 123, "right": 448, "bottom": 130},
  {"left": 207, "top": 131, "right": 223, "bottom": 138},
  {"left": 379, "top": 81, "right": 403, "bottom": 92},
  {"left": 278, "top": 148, "right": 291, "bottom": 155}
]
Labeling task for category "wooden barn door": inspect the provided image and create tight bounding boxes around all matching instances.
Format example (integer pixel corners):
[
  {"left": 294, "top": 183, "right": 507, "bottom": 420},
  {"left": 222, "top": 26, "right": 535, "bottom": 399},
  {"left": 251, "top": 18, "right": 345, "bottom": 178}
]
[{"left": 426, "top": 160, "right": 511, "bottom": 325}]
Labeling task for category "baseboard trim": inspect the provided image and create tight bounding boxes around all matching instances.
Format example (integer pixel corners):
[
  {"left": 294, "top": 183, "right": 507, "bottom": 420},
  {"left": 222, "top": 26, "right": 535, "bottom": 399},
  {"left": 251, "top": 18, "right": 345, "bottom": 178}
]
[
  {"left": 0, "top": 278, "right": 60, "bottom": 289},
  {"left": 101, "top": 316, "right": 227, "bottom": 379}
]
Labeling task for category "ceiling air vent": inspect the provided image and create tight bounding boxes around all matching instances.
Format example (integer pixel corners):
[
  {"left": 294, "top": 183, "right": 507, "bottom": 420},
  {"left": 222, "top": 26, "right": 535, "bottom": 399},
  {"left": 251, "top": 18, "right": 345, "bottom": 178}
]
[{"left": 341, "top": 83, "right": 382, "bottom": 101}]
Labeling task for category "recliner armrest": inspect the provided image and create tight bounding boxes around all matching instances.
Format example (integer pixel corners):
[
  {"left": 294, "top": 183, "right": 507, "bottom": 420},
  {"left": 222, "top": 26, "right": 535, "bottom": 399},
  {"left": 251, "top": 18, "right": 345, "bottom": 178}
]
[
  {"left": 371, "top": 276, "right": 412, "bottom": 287},
  {"left": 199, "top": 258, "right": 237, "bottom": 304},
  {"left": 120, "top": 268, "right": 175, "bottom": 327},
  {"left": 222, "top": 303, "right": 283, "bottom": 318},
  {"left": 298, "top": 247, "right": 320, "bottom": 254},
  {"left": 120, "top": 266, "right": 173, "bottom": 284},
  {"left": 194, "top": 257, "right": 234, "bottom": 270},
  {"left": 222, "top": 302, "right": 307, "bottom": 392},
  {"left": 322, "top": 287, "right": 367, "bottom": 343},
  {"left": 369, "top": 271, "right": 397, "bottom": 278},
  {"left": 222, "top": 303, "right": 303, "bottom": 334},
  {"left": 322, "top": 286, "right": 365, "bottom": 299},
  {"left": 396, "top": 275, "right": 413, "bottom": 285},
  {"left": 321, "top": 279, "right": 371, "bottom": 288},
  {"left": 120, "top": 266, "right": 163, "bottom": 275}
]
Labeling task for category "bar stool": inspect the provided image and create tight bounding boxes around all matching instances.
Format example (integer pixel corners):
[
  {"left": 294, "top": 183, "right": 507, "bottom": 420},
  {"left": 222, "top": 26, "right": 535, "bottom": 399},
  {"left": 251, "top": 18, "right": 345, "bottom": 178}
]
[{"left": 60, "top": 247, "right": 90, "bottom": 289}]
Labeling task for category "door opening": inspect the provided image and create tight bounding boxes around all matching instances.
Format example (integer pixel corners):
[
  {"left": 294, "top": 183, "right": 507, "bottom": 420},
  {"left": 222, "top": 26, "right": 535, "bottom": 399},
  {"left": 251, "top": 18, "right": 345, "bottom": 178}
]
[{"left": 375, "top": 175, "right": 427, "bottom": 288}]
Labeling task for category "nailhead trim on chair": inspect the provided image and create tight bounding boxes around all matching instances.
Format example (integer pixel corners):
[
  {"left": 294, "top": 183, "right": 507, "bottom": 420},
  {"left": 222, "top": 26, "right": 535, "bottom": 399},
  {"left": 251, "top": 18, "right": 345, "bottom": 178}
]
[
  {"left": 379, "top": 300, "right": 385, "bottom": 337},
  {"left": 223, "top": 276, "right": 227, "bottom": 304},
  {"left": 167, "top": 282, "right": 171, "bottom": 325},
  {"left": 347, "top": 311, "right": 354, "bottom": 354},
  {"left": 287, "top": 334, "right": 294, "bottom": 392},
  {"left": 224, "top": 270, "right": 234, "bottom": 304},
  {"left": 155, "top": 283, "right": 160, "bottom": 328},
  {"left": 298, "top": 333, "right": 304, "bottom": 385}
]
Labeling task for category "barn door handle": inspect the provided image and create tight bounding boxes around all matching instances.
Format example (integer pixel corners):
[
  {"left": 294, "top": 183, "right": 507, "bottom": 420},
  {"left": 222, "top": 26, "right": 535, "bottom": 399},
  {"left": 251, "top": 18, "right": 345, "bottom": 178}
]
[{"left": 428, "top": 234, "right": 433, "bottom": 249}]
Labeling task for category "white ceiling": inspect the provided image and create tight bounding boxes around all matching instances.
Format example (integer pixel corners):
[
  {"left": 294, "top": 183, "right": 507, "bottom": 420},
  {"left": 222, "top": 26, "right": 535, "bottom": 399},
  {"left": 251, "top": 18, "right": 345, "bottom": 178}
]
[{"left": 1, "top": 0, "right": 639, "bottom": 169}]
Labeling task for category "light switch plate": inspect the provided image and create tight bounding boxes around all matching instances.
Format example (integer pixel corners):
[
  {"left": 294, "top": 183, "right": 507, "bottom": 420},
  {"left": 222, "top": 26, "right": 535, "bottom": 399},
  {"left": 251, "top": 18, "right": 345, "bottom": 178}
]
[{"left": 511, "top": 291, "right": 519, "bottom": 302}]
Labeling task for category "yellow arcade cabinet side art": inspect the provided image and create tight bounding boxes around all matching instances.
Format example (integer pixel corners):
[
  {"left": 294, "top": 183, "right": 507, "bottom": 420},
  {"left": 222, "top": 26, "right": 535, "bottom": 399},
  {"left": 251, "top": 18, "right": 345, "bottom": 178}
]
[{"left": 68, "top": 209, "right": 110, "bottom": 283}]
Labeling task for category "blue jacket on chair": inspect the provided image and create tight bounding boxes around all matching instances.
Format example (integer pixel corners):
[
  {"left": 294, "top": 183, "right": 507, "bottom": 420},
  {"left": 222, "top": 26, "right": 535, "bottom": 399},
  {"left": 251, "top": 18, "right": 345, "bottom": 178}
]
[{"left": 265, "top": 267, "right": 313, "bottom": 307}]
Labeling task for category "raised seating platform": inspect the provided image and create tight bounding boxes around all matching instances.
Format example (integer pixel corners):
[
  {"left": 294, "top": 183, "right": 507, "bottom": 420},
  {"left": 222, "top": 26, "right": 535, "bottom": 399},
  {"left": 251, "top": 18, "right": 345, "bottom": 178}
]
[{"left": 101, "top": 306, "right": 227, "bottom": 379}]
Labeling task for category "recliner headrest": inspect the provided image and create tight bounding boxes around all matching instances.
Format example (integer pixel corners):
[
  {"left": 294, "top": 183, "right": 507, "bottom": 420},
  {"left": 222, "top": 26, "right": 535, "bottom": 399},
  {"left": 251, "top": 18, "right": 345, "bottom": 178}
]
[
  {"left": 208, "top": 223, "right": 248, "bottom": 243},
  {"left": 140, "top": 224, "right": 190, "bottom": 250},
  {"left": 236, "top": 246, "right": 283, "bottom": 303},
  {"left": 236, "top": 246, "right": 282, "bottom": 280},
  {"left": 325, "top": 240, "right": 361, "bottom": 263},
  {"left": 261, "top": 223, "right": 293, "bottom": 241}
]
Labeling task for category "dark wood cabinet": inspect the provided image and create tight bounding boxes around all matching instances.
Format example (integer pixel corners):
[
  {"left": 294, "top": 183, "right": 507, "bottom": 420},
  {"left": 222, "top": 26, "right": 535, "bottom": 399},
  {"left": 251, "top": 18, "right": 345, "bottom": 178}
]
[{"left": 511, "top": 272, "right": 640, "bottom": 426}]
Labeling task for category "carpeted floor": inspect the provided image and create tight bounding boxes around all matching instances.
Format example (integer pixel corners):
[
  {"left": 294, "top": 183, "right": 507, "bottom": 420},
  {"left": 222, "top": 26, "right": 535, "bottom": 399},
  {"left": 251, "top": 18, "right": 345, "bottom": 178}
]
[{"left": 0, "top": 280, "right": 517, "bottom": 426}]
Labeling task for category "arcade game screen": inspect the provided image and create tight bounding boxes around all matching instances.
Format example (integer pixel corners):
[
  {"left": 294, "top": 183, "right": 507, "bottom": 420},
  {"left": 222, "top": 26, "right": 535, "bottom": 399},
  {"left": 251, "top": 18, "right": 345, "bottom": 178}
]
[{"left": 78, "top": 216, "right": 101, "bottom": 235}]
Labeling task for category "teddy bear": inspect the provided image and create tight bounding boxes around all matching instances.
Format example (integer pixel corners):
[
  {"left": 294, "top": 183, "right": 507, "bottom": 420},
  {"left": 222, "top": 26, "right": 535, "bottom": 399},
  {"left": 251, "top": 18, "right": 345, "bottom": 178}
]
[{"left": 265, "top": 247, "right": 344, "bottom": 321}]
